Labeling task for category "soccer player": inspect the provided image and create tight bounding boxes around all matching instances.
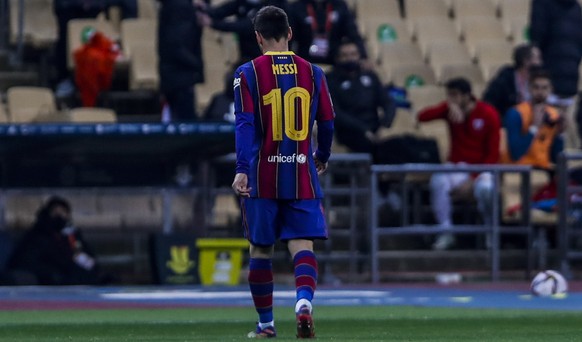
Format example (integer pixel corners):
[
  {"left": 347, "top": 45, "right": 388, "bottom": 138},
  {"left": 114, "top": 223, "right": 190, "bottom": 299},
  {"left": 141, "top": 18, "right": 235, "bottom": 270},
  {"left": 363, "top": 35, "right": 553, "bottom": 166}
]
[{"left": 231, "top": 5, "right": 334, "bottom": 339}]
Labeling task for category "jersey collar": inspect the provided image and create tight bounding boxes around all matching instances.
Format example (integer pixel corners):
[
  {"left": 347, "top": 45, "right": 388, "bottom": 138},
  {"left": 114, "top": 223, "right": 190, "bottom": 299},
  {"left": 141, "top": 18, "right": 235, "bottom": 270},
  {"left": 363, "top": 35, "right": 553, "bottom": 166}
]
[{"left": 264, "top": 51, "right": 295, "bottom": 56}]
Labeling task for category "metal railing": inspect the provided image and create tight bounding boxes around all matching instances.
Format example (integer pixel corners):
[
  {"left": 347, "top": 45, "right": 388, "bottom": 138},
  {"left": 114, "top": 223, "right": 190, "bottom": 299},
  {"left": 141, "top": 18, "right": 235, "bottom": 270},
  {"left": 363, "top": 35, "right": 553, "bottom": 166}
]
[
  {"left": 370, "top": 163, "right": 533, "bottom": 283},
  {"left": 557, "top": 151, "right": 582, "bottom": 277},
  {"left": 209, "top": 152, "right": 371, "bottom": 282}
]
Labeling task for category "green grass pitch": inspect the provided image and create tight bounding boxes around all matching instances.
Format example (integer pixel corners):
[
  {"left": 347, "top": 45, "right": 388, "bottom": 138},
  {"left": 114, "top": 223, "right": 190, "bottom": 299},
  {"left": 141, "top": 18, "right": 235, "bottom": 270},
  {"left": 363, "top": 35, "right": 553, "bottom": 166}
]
[{"left": 0, "top": 306, "right": 579, "bottom": 341}]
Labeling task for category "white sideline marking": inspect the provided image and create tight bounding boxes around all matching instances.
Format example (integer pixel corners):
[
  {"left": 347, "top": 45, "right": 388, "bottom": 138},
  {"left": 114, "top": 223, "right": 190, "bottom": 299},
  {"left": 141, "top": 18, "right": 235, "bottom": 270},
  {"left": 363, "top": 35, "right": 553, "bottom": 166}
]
[{"left": 101, "top": 290, "right": 389, "bottom": 301}]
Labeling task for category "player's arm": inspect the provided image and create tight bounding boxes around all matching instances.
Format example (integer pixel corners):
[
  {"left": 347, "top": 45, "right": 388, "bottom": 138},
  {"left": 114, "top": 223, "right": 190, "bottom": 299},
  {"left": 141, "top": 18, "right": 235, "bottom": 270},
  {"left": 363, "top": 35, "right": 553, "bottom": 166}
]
[
  {"left": 504, "top": 107, "right": 533, "bottom": 161},
  {"left": 417, "top": 101, "right": 448, "bottom": 122},
  {"left": 314, "top": 73, "right": 335, "bottom": 174},
  {"left": 233, "top": 69, "right": 254, "bottom": 196}
]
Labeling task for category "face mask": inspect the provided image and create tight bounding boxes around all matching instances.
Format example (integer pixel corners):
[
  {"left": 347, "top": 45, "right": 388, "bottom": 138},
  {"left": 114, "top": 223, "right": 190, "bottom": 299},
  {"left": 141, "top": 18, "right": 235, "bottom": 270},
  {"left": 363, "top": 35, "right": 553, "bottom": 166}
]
[
  {"left": 48, "top": 216, "right": 69, "bottom": 232},
  {"left": 337, "top": 61, "right": 360, "bottom": 72}
]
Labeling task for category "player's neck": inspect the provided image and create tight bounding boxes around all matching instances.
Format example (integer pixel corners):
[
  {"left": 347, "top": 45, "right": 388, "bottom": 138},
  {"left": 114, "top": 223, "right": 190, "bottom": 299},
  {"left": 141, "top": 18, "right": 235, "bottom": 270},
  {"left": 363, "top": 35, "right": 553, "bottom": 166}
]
[{"left": 262, "top": 41, "right": 289, "bottom": 54}]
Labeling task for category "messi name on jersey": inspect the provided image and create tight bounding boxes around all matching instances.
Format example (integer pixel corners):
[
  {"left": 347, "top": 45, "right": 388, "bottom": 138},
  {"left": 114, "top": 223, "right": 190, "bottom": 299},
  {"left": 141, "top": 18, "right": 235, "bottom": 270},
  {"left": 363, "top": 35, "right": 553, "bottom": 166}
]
[{"left": 272, "top": 63, "right": 298, "bottom": 75}]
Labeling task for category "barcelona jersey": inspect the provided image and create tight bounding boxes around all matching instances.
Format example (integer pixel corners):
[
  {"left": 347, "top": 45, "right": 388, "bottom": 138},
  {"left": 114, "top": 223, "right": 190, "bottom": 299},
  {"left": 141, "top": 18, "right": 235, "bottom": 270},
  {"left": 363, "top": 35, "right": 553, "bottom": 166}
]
[{"left": 234, "top": 51, "right": 335, "bottom": 199}]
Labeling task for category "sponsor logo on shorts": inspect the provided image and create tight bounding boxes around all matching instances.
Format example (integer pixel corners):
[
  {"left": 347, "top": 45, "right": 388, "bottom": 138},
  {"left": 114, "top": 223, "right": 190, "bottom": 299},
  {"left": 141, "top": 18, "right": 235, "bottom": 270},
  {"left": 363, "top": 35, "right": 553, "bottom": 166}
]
[{"left": 267, "top": 153, "right": 307, "bottom": 164}]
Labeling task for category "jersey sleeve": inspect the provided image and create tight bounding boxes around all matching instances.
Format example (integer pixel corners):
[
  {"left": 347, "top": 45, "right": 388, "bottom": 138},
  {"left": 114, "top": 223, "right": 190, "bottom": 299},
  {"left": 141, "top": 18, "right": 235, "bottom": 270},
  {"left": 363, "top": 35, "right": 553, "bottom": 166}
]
[
  {"left": 234, "top": 68, "right": 254, "bottom": 115},
  {"left": 233, "top": 67, "right": 255, "bottom": 174},
  {"left": 316, "top": 71, "right": 335, "bottom": 122}
]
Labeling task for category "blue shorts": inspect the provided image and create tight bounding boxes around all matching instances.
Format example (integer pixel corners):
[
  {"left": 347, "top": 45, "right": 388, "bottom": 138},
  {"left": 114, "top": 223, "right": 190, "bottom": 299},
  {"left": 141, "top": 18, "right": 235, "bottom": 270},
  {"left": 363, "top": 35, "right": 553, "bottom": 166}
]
[{"left": 240, "top": 198, "right": 328, "bottom": 246}]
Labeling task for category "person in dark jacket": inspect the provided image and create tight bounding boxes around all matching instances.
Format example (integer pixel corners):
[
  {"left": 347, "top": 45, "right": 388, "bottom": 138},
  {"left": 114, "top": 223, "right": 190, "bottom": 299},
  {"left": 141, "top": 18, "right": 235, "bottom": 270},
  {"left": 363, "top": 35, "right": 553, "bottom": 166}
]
[
  {"left": 288, "top": 0, "right": 367, "bottom": 66},
  {"left": 7, "top": 197, "right": 106, "bottom": 285},
  {"left": 158, "top": 0, "right": 205, "bottom": 121},
  {"left": 530, "top": 0, "right": 582, "bottom": 148},
  {"left": 197, "top": 0, "right": 287, "bottom": 63},
  {"left": 482, "top": 44, "right": 542, "bottom": 118},
  {"left": 326, "top": 40, "right": 394, "bottom": 153}
]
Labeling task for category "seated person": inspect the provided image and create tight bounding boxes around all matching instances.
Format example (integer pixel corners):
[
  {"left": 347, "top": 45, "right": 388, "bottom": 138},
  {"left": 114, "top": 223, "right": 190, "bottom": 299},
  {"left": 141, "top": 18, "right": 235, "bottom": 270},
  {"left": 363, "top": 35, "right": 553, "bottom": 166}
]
[
  {"left": 326, "top": 40, "right": 395, "bottom": 154},
  {"left": 7, "top": 196, "right": 109, "bottom": 285},
  {"left": 288, "top": 0, "right": 368, "bottom": 66},
  {"left": 502, "top": 68, "right": 563, "bottom": 169},
  {"left": 483, "top": 44, "right": 542, "bottom": 118},
  {"left": 417, "top": 78, "right": 501, "bottom": 250}
]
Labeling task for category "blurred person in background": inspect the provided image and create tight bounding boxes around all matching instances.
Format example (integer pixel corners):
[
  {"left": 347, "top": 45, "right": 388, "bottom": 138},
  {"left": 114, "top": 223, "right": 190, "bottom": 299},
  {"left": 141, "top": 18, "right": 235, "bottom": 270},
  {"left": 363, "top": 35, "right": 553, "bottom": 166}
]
[
  {"left": 288, "top": 0, "right": 368, "bottom": 66},
  {"left": 7, "top": 196, "right": 109, "bottom": 285},
  {"left": 502, "top": 68, "right": 563, "bottom": 170},
  {"left": 53, "top": 0, "right": 137, "bottom": 97},
  {"left": 197, "top": 0, "right": 288, "bottom": 63},
  {"left": 417, "top": 78, "right": 500, "bottom": 250},
  {"left": 158, "top": 0, "right": 204, "bottom": 121},
  {"left": 326, "top": 40, "right": 394, "bottom": 154},
  {"left": 530, "top": 0, "right": 582, "bottom": 149},
  {"left": 483, "top": 44, "right": 542, "bottom": 119}
]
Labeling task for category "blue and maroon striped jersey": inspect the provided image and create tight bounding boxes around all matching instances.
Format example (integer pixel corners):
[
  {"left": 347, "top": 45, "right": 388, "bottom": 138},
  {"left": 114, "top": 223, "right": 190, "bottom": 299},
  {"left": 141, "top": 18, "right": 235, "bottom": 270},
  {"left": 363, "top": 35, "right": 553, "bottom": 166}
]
[{"left": 234, "top": 51, "right": 335, "bottom": 199}]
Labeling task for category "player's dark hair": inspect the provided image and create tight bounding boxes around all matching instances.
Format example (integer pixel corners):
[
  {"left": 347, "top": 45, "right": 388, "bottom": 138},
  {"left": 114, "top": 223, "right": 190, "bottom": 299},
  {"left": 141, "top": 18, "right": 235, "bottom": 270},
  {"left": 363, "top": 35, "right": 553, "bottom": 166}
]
[
  {"left": 529, "top": 67, "right": 551, "bottom": 84},
  {"left": 513, "top": 44, "right": 536, "bottom": 69},
  {"left": 253, "top": 6, "right": 290, "bottom": 41},
  {"left": 445, "top": 77, "right": 472, "bottom": 95}
]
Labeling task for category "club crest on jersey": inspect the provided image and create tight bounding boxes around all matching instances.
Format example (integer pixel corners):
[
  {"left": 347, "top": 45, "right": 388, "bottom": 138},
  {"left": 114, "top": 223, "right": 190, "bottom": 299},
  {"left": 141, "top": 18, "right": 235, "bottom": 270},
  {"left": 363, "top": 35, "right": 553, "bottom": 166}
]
[
  {"left": 267, "top": 153, "right": 307, "bottom": 164},
  {"left": 233, "top": 77, "right": 241, "bottom": 89},
  {"left": 472, "top": 118, "right": 484, "bottom": 131}
]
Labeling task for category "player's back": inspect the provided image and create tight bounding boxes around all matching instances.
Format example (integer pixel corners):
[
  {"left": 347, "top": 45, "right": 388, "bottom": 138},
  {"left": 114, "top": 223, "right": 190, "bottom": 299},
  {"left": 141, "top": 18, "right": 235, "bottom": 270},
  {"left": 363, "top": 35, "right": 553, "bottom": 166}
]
[{"left": 235, "top": 51, "right": 333, "bottom": 199}]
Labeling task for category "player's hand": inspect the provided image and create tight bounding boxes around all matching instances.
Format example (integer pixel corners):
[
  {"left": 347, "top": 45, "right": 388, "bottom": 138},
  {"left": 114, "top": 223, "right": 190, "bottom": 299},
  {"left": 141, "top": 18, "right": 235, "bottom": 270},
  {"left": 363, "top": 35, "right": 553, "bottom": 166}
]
[
  {"left": 447, "top": 101, "right": 464, "bottom": 124},
  {"left": 232, "top": 173, "right": 251, "bottom": 197},
  {"left": 313, "top": 153, "right": 328, "bottom": 175}
]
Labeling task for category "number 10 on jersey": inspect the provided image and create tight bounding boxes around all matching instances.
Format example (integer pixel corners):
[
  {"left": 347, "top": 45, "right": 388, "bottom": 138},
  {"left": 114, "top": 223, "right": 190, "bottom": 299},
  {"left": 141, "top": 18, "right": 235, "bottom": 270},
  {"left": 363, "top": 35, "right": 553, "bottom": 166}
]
[{"left": 262, "top": 86, "right": 310, "bottom": 142}]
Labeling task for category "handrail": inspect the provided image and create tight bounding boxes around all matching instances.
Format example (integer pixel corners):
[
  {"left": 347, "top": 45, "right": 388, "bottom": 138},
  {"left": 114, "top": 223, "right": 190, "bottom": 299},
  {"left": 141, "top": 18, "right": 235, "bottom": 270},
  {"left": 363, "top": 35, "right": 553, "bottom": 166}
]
[{"left": 370, "top": 163, "right": 532, "bottom": 283}]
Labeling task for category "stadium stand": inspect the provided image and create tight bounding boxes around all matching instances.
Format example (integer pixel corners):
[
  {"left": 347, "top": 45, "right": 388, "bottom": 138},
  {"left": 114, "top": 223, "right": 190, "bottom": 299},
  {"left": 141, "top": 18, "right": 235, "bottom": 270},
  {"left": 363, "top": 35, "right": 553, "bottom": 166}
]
[
  {"left": 451, "top": 0, "right": 498, "bottom": 18},
  {"left": 6, "top": 86, "right": 57, "bottom": 123},
  {"left": 9, "top": 0, "right": 58, "bottom": 49},
  {"left": 410, "top": 16, "right": 459, "bottom": 59},
  {"left": 405, "top": 0, "right": 450, "bottom": 19},
  {"left": 69, "top": 107, "right": 117, "bottom": 123}
]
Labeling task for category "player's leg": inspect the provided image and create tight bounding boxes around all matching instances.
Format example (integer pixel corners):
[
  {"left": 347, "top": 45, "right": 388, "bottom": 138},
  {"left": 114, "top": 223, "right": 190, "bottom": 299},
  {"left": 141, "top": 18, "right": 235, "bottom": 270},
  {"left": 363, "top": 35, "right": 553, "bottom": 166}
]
[
  {"left": 282, "top": 199, "right": 327, "bottom": 338},
  {"left": 241, "top": 198, "right": 278, "bottom": 338},
  {"left": 430, "top": 171, "right": 470, "bottom": 250}
]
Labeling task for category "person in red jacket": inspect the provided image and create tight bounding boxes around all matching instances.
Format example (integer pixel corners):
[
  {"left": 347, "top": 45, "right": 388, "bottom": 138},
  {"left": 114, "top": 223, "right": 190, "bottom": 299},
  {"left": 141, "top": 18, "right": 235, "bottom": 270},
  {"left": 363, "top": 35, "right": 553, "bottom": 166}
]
[
  {"left": 417, "top": 78, "right": 501, "bottom": 250},
  {"left": 73, "top": 27, "right": 121, "bottom": 107}
]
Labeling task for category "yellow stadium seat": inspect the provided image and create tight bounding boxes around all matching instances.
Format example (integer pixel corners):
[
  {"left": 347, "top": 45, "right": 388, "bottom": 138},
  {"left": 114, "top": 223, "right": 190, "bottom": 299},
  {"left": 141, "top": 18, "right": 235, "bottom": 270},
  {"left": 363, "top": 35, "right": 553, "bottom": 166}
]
[
  {"left": 69, "top": 107, "right": 117, "bottom": 123},
  {"left": 7, "top": 86, "right": 57, "bottom": 123}
]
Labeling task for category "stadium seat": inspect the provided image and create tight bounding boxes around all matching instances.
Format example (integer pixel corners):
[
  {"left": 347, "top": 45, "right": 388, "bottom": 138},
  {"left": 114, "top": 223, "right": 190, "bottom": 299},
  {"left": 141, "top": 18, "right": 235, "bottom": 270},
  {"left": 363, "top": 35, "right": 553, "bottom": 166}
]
[
  {"left": 388, "top": 64, "right": 437, "bottom": 88},
  {"left": 451, "top": 0, "right": 497, "bottom": 18},
  {"left": 439, "top": 63, "right": 484, "bottom": 85},
  {"left": 4, "top": 195, "right": 45, "bottom": 229},
  {"left": 137, "top": 0, "right": 158, "bottom": 19},
  {"left": 361, "top": 16, "right": 411, "bottom": 44},
  {"left": 120, "top": 18, "right": 157, "bottom": 59},
  {"left": 426, "top": 41, "right": 472, "bottom": 80},
  {"left": 408, "top": 84, "right": 446, "bottom": 114},
  {"left": 0, "top": 103, "right": 8, "bottom": 123},
  {"left": 405, "top": 0, "right": 450, "bottom": 19},
  {"left": 474, "top": 40, "right": 513, "bottom": 81},
  {"left": 98, "top": 194, "right": 162, "bottom": 228},
  {"left": 196, "top": 64, "right": 227, "bottom": 115},
  {"left": 410, "top": 16, "right": 459, "bottom": 58},
  {"left": 129, "top": 43, "right": 159, "bottom": 91},
  {"left": 506, "top": 17, "right": 529, "bottom": 45},
  {"left": 362, "top": 17, "right": 412, "bottom": 63},
  {"left": 355, "top": 0, "right": 400, "bottom": 19},
  {"left": 499, "top": 0, "right": 530, "bottom": 20},
  {"left": 457, "top": 16, "right": 507, "bottom": 57},
  {"left": 9, "top": 0, "right": 58, "bottom": 49},
  {"left": 68, "top": 17, "right": 119, "bottom": 69},
  {"left": 417, "top": 120, "right": 449, "bottom": 164},
  {"left": 377, "top": 108, "right": 419, "bottom": 140},
  {"left": 377, "top": 41, "right": 424, "bottom": 69},
  {"left": 69, "top": 107, "right": 117, "bottom": 123},
  {"left": 7, "top": 86, "right": 57, "bottom": 123}
]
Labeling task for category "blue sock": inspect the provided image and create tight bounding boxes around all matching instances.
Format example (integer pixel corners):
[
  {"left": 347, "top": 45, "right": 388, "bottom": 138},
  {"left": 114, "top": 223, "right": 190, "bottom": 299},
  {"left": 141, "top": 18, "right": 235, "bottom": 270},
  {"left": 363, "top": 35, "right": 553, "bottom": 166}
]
[{"left": 293, "top": 250, "right": 318, "bottom": 302}]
